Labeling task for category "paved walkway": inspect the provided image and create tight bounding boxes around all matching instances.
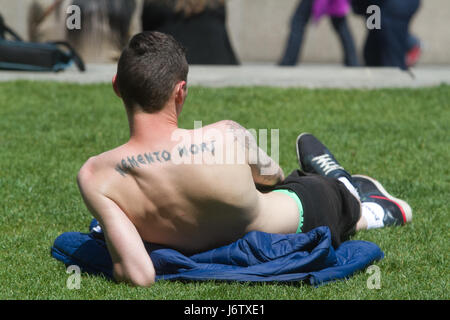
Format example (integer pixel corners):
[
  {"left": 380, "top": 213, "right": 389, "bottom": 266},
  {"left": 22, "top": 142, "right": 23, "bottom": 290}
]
[{"left": 0, "top": 64, "right": 449, "bottom": 88}]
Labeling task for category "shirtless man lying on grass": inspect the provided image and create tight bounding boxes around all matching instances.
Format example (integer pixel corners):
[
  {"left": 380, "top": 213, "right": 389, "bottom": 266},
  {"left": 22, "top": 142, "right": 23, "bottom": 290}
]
[{"left": 77, "top": 31, "right": 412, "bottom": 287}]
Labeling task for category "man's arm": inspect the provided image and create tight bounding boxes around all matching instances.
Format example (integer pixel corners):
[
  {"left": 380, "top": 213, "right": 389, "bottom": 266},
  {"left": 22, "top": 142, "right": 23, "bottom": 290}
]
[
  {"left": 77, "top": 164, "right": 155, "bottom": 287},
  {"left": 224, "top": 120, "right": 285, "bottom": 187}
]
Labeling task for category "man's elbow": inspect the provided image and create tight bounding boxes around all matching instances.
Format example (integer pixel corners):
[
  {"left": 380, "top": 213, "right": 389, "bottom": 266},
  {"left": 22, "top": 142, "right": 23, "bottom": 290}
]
[
  {"left": 130, "top": 274, "right": 155, "bottom": 288},
  {"left": 114, "top": 267, "right": 156, "bottom": 288}
]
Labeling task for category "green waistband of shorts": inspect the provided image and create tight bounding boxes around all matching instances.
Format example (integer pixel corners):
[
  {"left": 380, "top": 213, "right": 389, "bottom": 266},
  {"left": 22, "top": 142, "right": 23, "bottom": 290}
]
[{"left": 273, "top": 189, "right": 303, "bottom": 233}]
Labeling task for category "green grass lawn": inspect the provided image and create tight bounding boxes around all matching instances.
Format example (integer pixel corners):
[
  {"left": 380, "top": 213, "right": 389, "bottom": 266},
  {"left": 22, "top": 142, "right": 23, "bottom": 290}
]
[{"left": 0, "top": 81, "right": 448, "bottom": 300}]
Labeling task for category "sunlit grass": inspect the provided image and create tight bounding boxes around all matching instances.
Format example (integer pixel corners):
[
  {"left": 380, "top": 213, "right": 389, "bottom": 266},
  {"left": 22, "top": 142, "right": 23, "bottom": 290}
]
[{"left": 0, "top": 81, "right": 448, "bottom": 299}]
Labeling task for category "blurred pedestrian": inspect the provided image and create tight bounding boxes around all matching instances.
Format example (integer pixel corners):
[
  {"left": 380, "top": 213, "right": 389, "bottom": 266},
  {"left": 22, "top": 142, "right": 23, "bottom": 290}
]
[
  {"left": 141, "top": 0, "right": 239, "bottom": 65},
  {"left": 352, "top": 0, "right": 421, "bottom": 70},
  {"left": 280, "top": 0, "right": 359, "bottom": 66},
  {"left": 64, "top": 0, "right": 136, "bottom": 62}
]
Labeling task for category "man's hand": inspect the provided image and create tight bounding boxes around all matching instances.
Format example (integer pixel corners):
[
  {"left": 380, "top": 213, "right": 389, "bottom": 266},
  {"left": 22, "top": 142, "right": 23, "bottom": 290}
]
[{"left": 254, "top": 166, "right": 285, "bottom": 192}]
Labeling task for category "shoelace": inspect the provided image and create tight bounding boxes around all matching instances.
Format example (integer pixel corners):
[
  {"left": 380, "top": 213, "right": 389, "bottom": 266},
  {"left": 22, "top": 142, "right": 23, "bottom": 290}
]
[{"left": 311, "top": 154, "right": 344, "bottom": 175}]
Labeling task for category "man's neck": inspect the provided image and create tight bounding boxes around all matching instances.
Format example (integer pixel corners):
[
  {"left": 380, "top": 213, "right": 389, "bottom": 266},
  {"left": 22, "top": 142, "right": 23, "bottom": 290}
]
[{"left": 128, "top": 107, "right": 179, "bottom": 144}]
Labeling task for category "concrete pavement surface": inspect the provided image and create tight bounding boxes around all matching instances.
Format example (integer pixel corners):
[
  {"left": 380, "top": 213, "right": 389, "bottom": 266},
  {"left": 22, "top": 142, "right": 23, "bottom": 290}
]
[{"left": 0, "top": 64, "right": 449, "bottom": 89}]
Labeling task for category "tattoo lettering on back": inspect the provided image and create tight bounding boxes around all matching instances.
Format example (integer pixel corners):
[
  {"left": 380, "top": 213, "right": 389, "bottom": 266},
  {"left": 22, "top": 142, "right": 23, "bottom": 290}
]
[{"left": 114, "top": 140, "right": 216, "bottom": 177}]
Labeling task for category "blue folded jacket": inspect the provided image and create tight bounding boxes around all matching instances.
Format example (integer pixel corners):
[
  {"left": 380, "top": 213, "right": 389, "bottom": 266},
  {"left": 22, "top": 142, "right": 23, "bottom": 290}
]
[{"left": 51, "top": 220, "right": 383, "bottom": 286}]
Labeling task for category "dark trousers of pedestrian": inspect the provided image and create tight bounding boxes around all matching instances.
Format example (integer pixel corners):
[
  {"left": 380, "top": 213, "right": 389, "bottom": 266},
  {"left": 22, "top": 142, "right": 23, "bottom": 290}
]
[
  {"left": 280, "top": 0, "right": 359, "bottom": 66},
  {"left": 361, "top": 0, "right": 421, "bottom": 70}
]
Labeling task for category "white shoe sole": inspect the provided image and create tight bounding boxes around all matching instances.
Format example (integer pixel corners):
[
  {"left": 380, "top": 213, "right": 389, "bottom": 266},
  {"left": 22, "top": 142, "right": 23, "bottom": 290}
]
[
  {"left": 353, "top": 174, "right": 413, "bottom": 224},
  {"left": 295, "top": 132, "right": 312, "bottom": 169}
]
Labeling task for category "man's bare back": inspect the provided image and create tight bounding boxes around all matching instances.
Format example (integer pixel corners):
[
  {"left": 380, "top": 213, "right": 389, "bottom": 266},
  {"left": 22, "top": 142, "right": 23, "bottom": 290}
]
[{"left": 79, "top": 122, "right": 300, "bottom": 254}]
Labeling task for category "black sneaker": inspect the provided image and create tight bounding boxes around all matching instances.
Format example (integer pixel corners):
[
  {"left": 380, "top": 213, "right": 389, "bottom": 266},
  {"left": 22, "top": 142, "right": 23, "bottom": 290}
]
[
  {"left": 296, "top": 133, "right": 353, "bottom": 181},
  {"left": 352, "top": 175, "right": 412, "bottom": 226}
]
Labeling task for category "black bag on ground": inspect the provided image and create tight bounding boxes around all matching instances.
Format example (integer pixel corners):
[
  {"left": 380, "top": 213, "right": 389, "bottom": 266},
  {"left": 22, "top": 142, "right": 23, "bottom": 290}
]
[{"left": 0, "top": 14, "right": 85, "bottom": 72}]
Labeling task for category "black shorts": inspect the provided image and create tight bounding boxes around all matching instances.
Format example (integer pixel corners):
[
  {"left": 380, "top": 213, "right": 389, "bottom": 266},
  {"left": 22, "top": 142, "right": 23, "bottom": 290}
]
[{"left": 274, "top": 170, "right": 361, "bottom": 248}]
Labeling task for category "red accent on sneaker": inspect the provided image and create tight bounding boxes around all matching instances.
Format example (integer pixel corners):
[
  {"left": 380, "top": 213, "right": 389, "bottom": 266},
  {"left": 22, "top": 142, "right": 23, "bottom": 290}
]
[
  {"left": 406, "top": 45, "right": 422, "bottom": 68},
  {"left": 370, "top": 195, "right": 407, "bottom": 224}
]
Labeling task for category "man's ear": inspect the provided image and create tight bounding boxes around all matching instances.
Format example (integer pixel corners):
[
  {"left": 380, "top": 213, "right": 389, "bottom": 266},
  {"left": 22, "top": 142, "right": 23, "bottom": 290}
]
[
  {"left": 175, "top": 81, "right": 188, "bottom": 104},
  {"left": 112, "top": 74, "right": 121, "bottom": 98},
  {"left": 174, "top": 81, "right": 187, "bottom": 116}
]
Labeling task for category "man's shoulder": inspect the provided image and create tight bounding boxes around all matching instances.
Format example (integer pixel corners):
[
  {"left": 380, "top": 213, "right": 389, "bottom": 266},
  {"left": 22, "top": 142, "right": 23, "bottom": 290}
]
[
  {"left": 77, "top": 148, "right": 123, "bottom": 189},
  {"left": 77, "top": 156, "right": 101, "bottom": 190},
  {"left": 201, "top": 120, "right": 247, "bottom": 137},
  {"left": 207, "top": 120, "right": 244, "bottom": 130}
]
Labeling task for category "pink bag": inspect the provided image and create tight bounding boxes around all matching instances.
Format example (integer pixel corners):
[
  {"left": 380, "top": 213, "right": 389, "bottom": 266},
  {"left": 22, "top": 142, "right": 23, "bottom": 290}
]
[{"left": 312, "top": 0, "right": 351, "bottom": 22}]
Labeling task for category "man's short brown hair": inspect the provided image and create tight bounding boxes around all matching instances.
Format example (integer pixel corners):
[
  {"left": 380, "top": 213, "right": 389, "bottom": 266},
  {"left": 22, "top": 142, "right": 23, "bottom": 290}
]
[{"left": 116, "top": 31, "right": 189, "bottom": 113}]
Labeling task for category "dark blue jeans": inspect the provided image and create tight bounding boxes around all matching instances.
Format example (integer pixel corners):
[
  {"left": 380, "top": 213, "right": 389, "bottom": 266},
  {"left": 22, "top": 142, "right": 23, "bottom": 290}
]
[
  {"left": 360, "top": 0, "right": 421, "bottom": 69},
  {"left": 280, "top": 0, "right": 359, "bottom": 66}
]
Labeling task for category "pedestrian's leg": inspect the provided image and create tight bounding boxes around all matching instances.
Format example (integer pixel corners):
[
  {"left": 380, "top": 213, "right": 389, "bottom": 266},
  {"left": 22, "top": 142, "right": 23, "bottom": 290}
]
[
  {"left": 376, "top": 0, "right": 421, "bottom": 69},
  {"left": 330, "top": 16, "right": 359, "bottom": 66},
  {"left": 279, "top": 0, "right": 314, "bottom": 66},
  {"left": 363, "top": 29, "right": 382, "bottom": 67}
]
